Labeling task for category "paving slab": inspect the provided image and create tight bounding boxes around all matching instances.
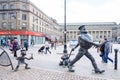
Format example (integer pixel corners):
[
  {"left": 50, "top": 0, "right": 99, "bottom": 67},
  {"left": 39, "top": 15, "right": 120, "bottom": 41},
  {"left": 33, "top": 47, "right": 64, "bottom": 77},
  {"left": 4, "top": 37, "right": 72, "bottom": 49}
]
[
  {"left": 0, "top": 66, "right": 114, "bottom": 80},
  {"left": 0, "top": 44, "right": 120, "bottom": 80}
]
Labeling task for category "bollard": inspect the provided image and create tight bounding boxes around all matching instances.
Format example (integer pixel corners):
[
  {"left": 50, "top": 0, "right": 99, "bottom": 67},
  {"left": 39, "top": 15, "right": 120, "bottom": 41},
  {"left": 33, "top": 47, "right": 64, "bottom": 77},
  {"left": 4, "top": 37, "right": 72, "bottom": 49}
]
[{"left": 114, "top": 49, "right": 118, "bottom": 70}]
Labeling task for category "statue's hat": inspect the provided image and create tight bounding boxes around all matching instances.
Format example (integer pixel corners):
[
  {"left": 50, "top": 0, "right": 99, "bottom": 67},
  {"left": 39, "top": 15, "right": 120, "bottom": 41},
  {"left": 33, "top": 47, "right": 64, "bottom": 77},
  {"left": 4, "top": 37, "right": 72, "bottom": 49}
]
[{"left": 78, "top": 25, "right": 85, "bottom": 30}]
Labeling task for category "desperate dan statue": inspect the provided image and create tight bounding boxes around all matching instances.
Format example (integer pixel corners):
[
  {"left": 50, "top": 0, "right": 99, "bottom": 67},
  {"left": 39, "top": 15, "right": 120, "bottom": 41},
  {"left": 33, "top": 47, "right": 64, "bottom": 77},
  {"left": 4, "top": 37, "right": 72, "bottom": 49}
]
[{"left": 68, "top": 25, "right": 105, "bottom": 74}]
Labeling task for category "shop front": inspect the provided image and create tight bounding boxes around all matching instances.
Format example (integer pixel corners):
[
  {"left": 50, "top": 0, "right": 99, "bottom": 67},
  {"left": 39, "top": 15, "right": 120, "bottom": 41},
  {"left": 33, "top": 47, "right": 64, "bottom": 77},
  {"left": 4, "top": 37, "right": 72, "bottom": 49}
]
[{"left": 0, "top": 30, "right": 45, "bottom": 46}]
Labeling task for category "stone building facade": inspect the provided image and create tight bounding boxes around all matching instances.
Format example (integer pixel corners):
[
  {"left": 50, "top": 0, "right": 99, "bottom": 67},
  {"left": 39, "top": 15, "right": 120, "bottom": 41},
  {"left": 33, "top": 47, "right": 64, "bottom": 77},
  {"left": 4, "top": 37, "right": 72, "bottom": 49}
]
[
  {"left": 0, "top": 0, "right": 61, "bottom": 45},
  {"left": 60, "top": 22, "right": 119, "bottom": 42},
  {"left": 0, "top": 0, "right": 120, "bottom": 45}
]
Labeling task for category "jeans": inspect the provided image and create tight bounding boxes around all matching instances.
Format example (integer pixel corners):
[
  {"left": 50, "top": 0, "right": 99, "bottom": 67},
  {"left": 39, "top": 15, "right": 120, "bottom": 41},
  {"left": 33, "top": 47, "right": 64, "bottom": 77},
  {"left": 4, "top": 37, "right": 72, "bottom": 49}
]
[
  {"left": 45, "top": 47, "right": 51, "bottom": 54},
  {"left": 103, "top": 51, "right": 113, "bottom": 63}
]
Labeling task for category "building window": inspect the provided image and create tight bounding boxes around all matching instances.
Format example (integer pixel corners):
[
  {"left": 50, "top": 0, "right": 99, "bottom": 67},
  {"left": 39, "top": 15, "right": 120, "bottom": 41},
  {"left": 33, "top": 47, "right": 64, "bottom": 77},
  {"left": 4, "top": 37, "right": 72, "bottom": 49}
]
[
  {"left": 100, "top": 35, "right": 102, "bottom": 38},
  {"left": 22, "top": 14, "right": 26, "bottom": 20},
  {"left": 2, "top": 4, "right": 7, "bottom": 9},
  {"left": 33, "top": 16, "right": 34, "bottom": 22},
  {"left": 108, "top": 35, "right": 110, "bottom": 38},
  {"left": 32, "top": 24, "right": 34, "bottom": 31},
  {"left": 10, "top": 4, "right": 14, "bottom": 9},
  {"left": 22, "top": 5, "right": 27, "bottom": 10},
  {"left": 96, "top": 35, "right": 98, "bottom": 39},
  {"left": 22, "top": 0, "right": 27, "bottom": 2},
  {"left": 36, "top": 11, "right": 38, "bottom": 15},
  {"left": 10, "top": 13, "right": 16, "bottom": 19},
  {"left": 22, "top": 22, "right": 27, "bottom": 30},
  {"left": 2, "top": 13, "right": 7, "bottom": 20},
  {"left": 77, "top": 31, "right": 79, "bottom": 35},
  {"left": 36, "top": 25, "right": 38, "bottom": 32},
  {"left": 2, "top": 22, "right": 7, "bottom": 29},
  {"left": 10, "top": 22, "right": 14, "bottom": 29},
  {"left": 33, "top": 9, "right": 34, "bottom": 13},
  {"left": 104, "top": 35, "right": 106, "bottom": 38}
]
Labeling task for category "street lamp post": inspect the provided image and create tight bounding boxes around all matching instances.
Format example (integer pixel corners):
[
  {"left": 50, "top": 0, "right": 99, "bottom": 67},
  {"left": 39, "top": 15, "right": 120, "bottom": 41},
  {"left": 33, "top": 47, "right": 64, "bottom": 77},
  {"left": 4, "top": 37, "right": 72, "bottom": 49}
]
[
  {"left": 63, "top": 0, "right": 67, "bottom": 54},
  {"left": 63, "top": 0, "right": 67, "bottom": 55},
  {"left": 59, "top": 0, "right": 68, "bottom": 66}
]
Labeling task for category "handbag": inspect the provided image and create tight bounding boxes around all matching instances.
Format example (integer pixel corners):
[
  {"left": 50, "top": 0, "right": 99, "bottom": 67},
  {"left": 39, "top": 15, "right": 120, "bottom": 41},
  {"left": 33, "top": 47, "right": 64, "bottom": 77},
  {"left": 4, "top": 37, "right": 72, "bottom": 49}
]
[{"left": 16, "top": 45, "right": 21, "bottom": 50}]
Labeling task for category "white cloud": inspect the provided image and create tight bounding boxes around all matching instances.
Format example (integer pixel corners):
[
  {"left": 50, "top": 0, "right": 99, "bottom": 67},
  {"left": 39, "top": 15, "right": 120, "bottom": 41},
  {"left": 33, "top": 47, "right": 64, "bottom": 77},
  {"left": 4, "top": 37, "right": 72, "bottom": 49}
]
[{"left": 30, "top": 0, "right": 120, "bottom": 23}]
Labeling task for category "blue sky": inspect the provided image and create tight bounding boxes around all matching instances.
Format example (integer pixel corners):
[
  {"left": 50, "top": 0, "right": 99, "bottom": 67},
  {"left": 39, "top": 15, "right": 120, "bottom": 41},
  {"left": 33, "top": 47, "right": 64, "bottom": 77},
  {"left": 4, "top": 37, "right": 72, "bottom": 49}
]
[{"left": 31, "top": 0, "right": 120, "bottom": 23}]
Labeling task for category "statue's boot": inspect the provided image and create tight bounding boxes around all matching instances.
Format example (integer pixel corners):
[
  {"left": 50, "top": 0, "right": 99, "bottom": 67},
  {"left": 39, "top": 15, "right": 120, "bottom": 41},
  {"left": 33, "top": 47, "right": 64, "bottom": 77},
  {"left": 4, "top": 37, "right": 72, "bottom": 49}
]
[
  {"left": 25, "top": 67, "right": 31, "bottom": 69},
  {"left": 93, "top": 61, "right": 105, "bottom": 74},
  {"left": 95, "top": 69, "right": 105, "bottom": 74},
  {"left": 25, "top": 64, "right": 31, "bottom": 69},
  {"left": 67, "top": 64, "right": 75, "bottom": 72},
  {"left": 14, "top": 65, "right": 19, "bottom": 71}
]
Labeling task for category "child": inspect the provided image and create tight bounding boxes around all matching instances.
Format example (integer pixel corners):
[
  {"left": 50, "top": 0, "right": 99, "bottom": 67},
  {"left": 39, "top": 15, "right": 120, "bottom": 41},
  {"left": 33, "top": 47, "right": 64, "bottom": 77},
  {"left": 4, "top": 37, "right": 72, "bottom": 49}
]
[{"left": 14, "top": 49, "right": 33, "bottom": 71}]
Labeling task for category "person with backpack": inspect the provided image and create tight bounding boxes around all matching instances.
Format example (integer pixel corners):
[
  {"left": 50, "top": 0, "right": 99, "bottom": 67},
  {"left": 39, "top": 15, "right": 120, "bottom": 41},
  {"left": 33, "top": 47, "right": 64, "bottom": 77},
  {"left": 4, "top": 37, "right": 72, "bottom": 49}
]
[
  {"left": 99, "top": 40, "right": 106, "bottom": 62},
  {"left": 102, "top": 38, "right": 113, "bottom": 63}
]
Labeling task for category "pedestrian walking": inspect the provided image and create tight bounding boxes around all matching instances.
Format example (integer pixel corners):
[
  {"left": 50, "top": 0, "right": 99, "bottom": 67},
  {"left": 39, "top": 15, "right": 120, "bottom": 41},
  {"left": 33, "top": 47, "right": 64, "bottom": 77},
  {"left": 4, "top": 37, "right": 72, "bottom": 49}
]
[
  {"left": 67, "top": 25, "right": 105, "bottom": 74},
  {"left": 0, "top": 39, "right": 3, "bottom": 46},
  {"left": 8, "top": 39, "right": 13, "bottom": 52},
  {"left": 2, "top": 39, "right": 6, "bottom": 47},
  {"left": 102, "top": 38, "right": 113, "bottom": 63},
  {"left": 45, "top": 41, "right": 51, "bottom": 54},
  {"left": 99, "top": 40, "right": 106, "bottom": 62},
  {"left": 51, "top": 41, "right": 54, "bottom": 49},
  {"left": 12, "top": 39, "right": 20, "bottom": 57},
  {"left": 54, "top": 37, "right": 57, "bottom": 50},
  {"left": 24, "top": 40, "right": 29, "bottom": 51},
  {"left": 7, "top": 39, "right": 12, "bottom": 48},
  {"left": 31, "top": 39, "right": 34, "bottom": 46}
]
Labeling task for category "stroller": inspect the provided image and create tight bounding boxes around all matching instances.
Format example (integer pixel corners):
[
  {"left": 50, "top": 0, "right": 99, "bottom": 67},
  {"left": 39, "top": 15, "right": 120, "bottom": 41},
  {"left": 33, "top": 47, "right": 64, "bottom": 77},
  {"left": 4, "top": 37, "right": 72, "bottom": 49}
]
[{"left": 38, "top": 46, "right": 45, "bottom": 53}]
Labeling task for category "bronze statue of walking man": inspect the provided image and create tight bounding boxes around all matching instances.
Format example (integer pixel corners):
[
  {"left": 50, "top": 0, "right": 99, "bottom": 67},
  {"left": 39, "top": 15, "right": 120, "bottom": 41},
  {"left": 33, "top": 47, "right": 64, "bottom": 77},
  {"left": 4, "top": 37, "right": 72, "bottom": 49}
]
[{"left": 68, "top": 25, "right": 105, "bottom": 74}]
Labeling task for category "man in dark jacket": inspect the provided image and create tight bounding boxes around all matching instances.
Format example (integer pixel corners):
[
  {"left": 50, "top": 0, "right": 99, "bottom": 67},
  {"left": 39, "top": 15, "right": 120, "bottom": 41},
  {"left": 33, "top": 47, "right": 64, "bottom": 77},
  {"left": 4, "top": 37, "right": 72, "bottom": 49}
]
[
  {"left": 102, "top": 38, "right": 113, "bottom": 63},
  {"left": 12, "top": 39, "right": 19, "bottom": 57}
]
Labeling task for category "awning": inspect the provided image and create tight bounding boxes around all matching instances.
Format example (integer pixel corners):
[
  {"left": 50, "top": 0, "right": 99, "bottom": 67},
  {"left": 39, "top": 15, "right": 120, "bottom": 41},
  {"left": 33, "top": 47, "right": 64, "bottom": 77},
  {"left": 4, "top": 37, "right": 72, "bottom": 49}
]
[{"left": 0, "top": 30, "right": 44, "bottom": 37}]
